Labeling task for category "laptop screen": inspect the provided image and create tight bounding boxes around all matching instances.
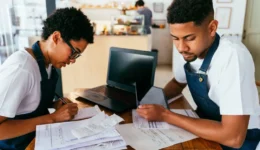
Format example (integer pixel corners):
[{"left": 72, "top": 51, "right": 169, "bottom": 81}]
[{"left": 107, "top": 47, "right": 157, "bottom": 93}]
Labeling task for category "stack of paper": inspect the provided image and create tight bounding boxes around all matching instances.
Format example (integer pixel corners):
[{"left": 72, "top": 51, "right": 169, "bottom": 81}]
[{"left": 35, "top": 111, "right": 127, "bottom": 150}]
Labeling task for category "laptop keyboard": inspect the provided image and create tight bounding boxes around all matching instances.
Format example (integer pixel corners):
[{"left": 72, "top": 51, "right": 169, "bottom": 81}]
[{"left": 83, "top": 90, "right": 108, "bottom": 101}]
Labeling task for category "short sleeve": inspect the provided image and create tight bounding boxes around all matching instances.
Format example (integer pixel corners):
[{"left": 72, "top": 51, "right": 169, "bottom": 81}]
[
  {"left": 0, "top": 65, "right": 32, "bottom": 118},
  {"left": 217, "top": 46, "right": 259, "bottom": 115},
  {"left": 173, "top": 47, "right": 187, "bottom": 83}
]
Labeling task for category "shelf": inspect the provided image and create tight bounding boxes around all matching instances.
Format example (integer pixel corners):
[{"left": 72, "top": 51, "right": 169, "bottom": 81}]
[
  {"left": 81, "top": 7, "right": 118, "bottom": 9},
  {"left": 81, "top": 7, "right": 136, "bottom": 10},
  {"left": 113, "top": 24, "right": 142, "bottom": 26}
]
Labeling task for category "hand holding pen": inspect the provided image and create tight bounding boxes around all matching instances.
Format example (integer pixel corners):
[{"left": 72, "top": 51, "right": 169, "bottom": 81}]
[
  {"left": 51, "top": 93, "right": 78, "bottom": 122},
  {"left": 55, "top": 93, "right": 68, "bottom": 104}
]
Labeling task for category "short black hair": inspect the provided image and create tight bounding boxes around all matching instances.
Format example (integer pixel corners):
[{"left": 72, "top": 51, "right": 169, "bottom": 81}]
[
  {"left": 135, "top": 0, "right": 145, "bottom": 7},
  {"left": 167, "top": 0, "right": 214, "bottom": 25},
  {"left": 42, "top": 7, "right": 94, "bottom": 43}
]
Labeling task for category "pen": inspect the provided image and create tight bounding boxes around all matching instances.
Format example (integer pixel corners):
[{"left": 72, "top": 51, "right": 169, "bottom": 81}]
[{"left": 55, "top": 93, "right": 67, "bottom": 104}]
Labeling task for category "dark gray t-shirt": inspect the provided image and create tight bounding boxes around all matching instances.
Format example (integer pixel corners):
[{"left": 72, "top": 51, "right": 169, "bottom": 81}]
[{"left": 137, "top": 7, "right": 152, "bottom": 34}]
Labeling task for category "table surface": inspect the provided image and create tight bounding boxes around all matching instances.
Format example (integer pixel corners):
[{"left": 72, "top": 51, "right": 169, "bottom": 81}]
[{"left": 26, "top": 89, "right": 222, "bottom": 150}]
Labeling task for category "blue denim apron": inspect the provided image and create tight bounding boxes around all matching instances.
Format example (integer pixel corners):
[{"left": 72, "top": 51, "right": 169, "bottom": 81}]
[
  {"left": 0, "top": 41, "right": 58, "bottom": 150},
  {"left": 184, "top": 34, "right": 260, "bottom": 150}
]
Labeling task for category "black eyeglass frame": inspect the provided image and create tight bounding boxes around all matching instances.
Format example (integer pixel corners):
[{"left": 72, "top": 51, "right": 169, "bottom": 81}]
[{"left": 65, "top": 40, "right": 81, "bottom": 59}]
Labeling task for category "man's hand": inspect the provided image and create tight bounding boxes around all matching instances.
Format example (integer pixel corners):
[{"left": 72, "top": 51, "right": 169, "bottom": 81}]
[
  {"left": 52, "top": 98, "right": 72, "bottom": 109},
  {"left": 136, "top": 104, "right": 168, "bottom": 121},
  {"left": 50, "top": 103, "right": 78, "bottom": 122}
]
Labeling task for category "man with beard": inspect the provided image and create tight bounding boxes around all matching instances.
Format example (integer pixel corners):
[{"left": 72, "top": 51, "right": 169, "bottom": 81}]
[{"left": 137, "top": 0, "right": 260, "bottom": 149}]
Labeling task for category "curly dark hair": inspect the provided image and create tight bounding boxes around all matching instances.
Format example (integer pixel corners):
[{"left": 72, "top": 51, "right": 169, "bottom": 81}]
[
  {"left": 42, "top": 7, "right": 94, "bottom": 43},
  {"left": 167, "top": 0, "right": 214, "bottom": 25},
  {"left": 135, "top": 0, "right": 145, "bottom": 7}
]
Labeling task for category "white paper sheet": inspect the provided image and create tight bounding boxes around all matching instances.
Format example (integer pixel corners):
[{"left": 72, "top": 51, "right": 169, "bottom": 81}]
[
  {"left": 35, "top": 124, "right": 122, "bottom": 150},
  {"left": 168, "top": 94, "right": 183, "bottom": 104},
  {"left": 53, "top": 137, "right": 124, "bottom": 150},
  {"left": 72, "top": 140, "right": 126, "bottom": 150},
  {"left": 35, "top": 122, "right": 69, "bottom": 150},
  {"left": 72, "top": 114, "right": 124, "bottom": 139},
  {"left": 60, "top": 112, "right": 107, "bottom": 142},
  {"left": 48, "top": 108, "right": 56, "bottom": 114},
  {"left": 73, "top": 105, "right": 101, "bottom": 120},
  {"left": 48, "top": 105, "right": 101, "bottom": 121},
  {"left": 35, "top": 112, "right": 125, "bottom": 150},
  {"left": 116, "top": 124, "right": 197, "bottom": 150},
  {"left": 132, "top": 109, "right": 169, "bottom": 129}
]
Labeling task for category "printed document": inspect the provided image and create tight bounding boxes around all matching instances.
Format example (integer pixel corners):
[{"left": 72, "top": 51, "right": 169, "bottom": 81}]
[
  {"left": 35, "top": 112, "right": 125, "bottom": 150},
  {"left": 132, "top": 109, "right": 169, "bottom": 129},
  {"left": 132, "top": 109, "right": 198, "bottom": 129},
  {"left": 116, "top": 124, "right": 197, "bottom": 150},
  {"left": 72, "top": 114, "right": 124, "bottom": 139}
]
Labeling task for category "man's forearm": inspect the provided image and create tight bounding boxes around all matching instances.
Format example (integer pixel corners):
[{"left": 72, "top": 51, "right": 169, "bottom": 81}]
[
  {"left": 163, "top": 78, "right": 186, "bottom": 99},
  {"left": 162, "top": 111, "right": 248, "bottom": 148},
  {"left": 0, "top": 115, "right": 54, "bottom": 140}
]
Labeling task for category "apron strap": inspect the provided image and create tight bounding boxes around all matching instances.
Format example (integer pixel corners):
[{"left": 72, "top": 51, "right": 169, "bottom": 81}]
[
  {"left": 199, "top": 33, "right": 220, "bottom": 73},
  {"left": 32, "top": 41, "right": 48, "bottom": 80}
]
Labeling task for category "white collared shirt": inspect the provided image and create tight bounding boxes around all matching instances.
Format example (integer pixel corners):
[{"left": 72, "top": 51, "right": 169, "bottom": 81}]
[
  {"left": 174, "top": 37, "right": 260, "bottom": 129},
  {"left": 0, "top": 49, "right": 52, "bottom": 118}
]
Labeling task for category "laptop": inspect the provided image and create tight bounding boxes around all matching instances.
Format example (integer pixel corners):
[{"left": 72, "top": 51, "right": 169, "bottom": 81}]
[
  {"left": 76, "top": 47, "right": 158, "bottom": 112},
  {"left": 135, "top": 82, "right": 169, "bottom": 109}
]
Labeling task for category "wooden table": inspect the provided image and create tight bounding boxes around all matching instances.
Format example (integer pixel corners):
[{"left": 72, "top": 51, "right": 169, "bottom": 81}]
[{"left": 26, "top": 89, "right": 222, "bottom": 150}]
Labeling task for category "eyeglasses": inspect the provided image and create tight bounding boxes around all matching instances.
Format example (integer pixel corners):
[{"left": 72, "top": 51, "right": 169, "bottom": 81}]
[{"left": 65, "top": 40, "right": 81, "bottom": 59}]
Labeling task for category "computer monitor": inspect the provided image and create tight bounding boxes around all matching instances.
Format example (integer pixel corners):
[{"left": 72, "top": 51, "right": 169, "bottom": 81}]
[{"left": 107, "top": 47, "right": 158, "bottom": 93}]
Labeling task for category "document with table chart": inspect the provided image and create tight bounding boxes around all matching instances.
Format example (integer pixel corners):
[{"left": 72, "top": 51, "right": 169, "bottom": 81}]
[
  {"left": 132, "top": 109, "right": 169, "bottom": 129},
  {"left": 116, "top": 123, "right": 198, "bottom": 150},
  {"left": 132, "top": 109, "right": 199, "bottom": 129},
  {"left": 35, "top": 111, "right": 126, "bottom": 150}
]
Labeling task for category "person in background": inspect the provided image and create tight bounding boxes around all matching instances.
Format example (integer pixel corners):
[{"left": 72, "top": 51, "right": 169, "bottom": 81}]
[
  {"left": 137, "top": 0, "right": 260, "bottom": 149},
  {"left": 0, "top": 7, "right": 94, "bottom": 149},
  {"left": 135, "top": 0, "right": 153, "bottom": 34}
]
